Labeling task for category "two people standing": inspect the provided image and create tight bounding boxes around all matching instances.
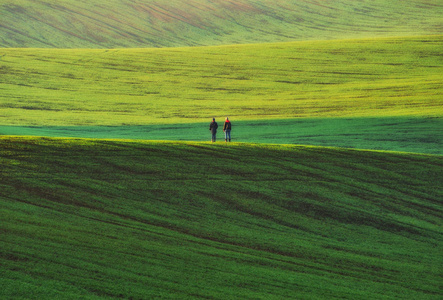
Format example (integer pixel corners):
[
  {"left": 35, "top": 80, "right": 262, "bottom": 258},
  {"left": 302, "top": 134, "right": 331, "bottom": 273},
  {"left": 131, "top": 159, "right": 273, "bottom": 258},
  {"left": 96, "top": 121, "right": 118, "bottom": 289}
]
[{"left": 209, "top": 117, "right": 232, "bottom": 142}]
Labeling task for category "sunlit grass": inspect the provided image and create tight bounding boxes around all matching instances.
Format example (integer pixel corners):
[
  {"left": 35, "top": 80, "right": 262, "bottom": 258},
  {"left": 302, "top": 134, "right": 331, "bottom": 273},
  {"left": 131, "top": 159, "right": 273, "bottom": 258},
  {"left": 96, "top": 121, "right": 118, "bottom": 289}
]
[{"left": 1, "top": 35, "right": 442, "bottom": 125}]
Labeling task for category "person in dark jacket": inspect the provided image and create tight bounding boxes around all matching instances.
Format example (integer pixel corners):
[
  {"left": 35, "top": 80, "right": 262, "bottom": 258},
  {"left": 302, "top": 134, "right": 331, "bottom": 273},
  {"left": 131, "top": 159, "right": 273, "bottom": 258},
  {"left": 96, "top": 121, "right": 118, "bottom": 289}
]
[
  {"left": 209, "top": 118, "right": 218, "bottom": 142},
  {"left": 223, "top": 117, "right": 232, "bottom": 142}
]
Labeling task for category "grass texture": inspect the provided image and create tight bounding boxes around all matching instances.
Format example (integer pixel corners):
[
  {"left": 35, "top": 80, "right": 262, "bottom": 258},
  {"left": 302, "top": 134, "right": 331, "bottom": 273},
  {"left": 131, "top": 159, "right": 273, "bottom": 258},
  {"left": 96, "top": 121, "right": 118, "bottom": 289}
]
[
  {"left": 1, "top": 35, "right": 442, "bottom": 126},
  {"left": 1, "top": 116, "right": 442, "bottom": 155},
  {"left": 1, "top": 0, "right": 441, "bottom": 48},
  {"left": 1, "top": 4, "right": 442, "bottom": 298},
  {"left": 1, "top": 136, "right": 442, "bottom": 299}
]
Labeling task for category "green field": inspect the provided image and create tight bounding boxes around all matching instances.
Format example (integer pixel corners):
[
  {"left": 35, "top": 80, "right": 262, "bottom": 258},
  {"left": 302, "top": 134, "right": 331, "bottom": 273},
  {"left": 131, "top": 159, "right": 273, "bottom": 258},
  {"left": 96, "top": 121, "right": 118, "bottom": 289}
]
[
  {"left": 1, "top": 3, "right": 443, "bottom": 298},
  {"left": 1, "top": 117, "right": 442, "bottom": 155},
  {"left": 1, "top": 0, "right": 442, "bottom": 48},
  {"left": 1, "top": 136, "right": 442, "bottom": 299},
  {"left": 1, "top": 36, "right": 442, "bottom": 126}
]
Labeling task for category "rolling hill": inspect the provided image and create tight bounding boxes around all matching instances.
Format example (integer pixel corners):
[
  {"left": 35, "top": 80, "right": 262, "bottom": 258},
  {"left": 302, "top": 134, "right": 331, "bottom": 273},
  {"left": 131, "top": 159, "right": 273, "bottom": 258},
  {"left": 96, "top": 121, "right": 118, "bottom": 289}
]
[
  {"left": 1, "top": 0, "right": 442, "bottom": 48},
  {"left": 1, "top": 35, "right": 441, "bottom": 153},
  {"left": 1, "top": 1, "right": 442, "bottom": 298},
  {"left": 1, "top": 35, "right": 441, "bottom": 126},
  {"left": 1, "top": 136, "right": 442, "bottom": 299}
]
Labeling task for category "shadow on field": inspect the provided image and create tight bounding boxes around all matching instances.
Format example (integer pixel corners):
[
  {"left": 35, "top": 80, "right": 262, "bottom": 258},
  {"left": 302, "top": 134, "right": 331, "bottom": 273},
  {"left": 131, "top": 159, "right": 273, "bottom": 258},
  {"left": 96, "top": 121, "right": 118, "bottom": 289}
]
[{"left": 1, "top": 116, "right": 442, "bottom": 154}]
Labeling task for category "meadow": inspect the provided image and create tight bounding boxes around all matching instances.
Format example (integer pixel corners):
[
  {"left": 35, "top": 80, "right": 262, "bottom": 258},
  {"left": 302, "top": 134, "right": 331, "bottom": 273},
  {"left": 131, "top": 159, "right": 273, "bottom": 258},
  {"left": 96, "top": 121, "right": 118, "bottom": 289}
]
[
  {"left": 1, "top": 0, "right": 442, "bottom": 48},
  {"left": 1, "top": 35, "right": 442, "bottom": 126},
  {"left": 1, "top": 136, "right": 442, "bottom": 299},
  {"left": 1, "top": 27, "right": 442, "bottom": 299},
  {"left": 1, "top": 116, "right": 442, "bottom": 155}
]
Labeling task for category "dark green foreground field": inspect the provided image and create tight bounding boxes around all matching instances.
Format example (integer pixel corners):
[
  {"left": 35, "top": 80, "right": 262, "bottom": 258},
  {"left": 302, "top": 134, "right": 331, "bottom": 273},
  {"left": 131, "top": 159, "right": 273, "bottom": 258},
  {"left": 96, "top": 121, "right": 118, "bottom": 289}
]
[{"left": 1, "top": 136, "right": 442, "bottom": 299}]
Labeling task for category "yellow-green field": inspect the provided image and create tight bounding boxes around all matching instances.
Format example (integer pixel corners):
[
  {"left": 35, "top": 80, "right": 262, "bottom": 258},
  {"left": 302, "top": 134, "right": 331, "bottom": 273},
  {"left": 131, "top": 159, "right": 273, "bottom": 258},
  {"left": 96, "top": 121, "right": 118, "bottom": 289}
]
[
  {"left": 1, "top": 35, "right": 442, "bottom": 126},
  {"left": 1, "top": 18, "right": 442, "bottom": 298}
]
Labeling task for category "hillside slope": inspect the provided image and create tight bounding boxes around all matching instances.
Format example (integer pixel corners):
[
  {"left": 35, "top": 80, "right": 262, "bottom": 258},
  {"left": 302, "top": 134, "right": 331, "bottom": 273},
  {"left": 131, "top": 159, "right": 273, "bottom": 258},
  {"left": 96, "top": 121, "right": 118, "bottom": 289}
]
[
  {"left": 1, "top": 0, "right": 442, "bottom": 48},
  {"left": 1, "top": 36, "right": 441, "bottom": 126},
  {"left": 1, "top": 137, "right": 442, "bottom": 299}
]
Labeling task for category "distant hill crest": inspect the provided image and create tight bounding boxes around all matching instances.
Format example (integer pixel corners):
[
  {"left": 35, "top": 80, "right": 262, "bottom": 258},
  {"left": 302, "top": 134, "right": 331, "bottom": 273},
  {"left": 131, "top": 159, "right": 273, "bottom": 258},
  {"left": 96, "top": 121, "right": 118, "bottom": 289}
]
[{"left": 0, "top": 0, "right": 442, "bottom": 48}]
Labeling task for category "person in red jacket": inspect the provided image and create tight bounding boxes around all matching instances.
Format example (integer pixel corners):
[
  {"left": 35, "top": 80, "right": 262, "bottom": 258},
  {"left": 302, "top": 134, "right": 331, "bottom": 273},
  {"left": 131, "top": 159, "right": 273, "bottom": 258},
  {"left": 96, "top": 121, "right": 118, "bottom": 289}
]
[{"left": 223, "top": 117, "right": 232, "bottom": 142}]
